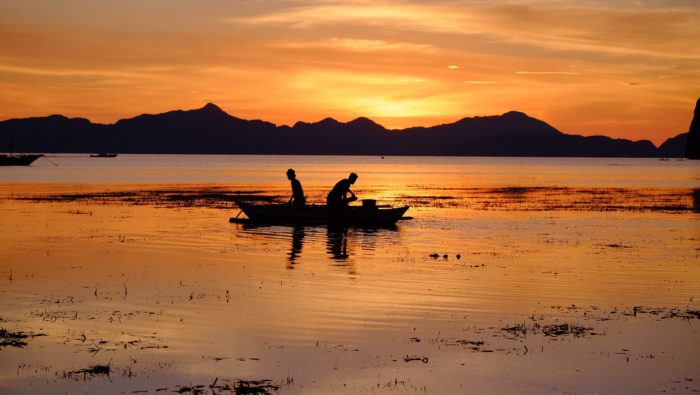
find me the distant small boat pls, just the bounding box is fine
[233,201,410,226]
[0,154,43,166]
[90,153,118,158]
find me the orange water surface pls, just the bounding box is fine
[0,155,698,394]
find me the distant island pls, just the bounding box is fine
[0,103,691,157]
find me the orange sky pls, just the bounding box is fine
[1,0,699,145]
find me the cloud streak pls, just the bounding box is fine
[228,1,700,60]
[515,71,582,75]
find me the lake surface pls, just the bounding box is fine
[0,155,698,394]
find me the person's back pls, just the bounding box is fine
[290,178,305,206]
[286,169,306,207]
[326,173,358,208]
[327,179,350,206]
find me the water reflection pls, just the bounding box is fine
[236,223,399,266]
[326,226,349,261]
[288,225,305,268]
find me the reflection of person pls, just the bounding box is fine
[326,226,348,260]
[287,225,305,267]
[327,173,358,208]
[286,169,306,207]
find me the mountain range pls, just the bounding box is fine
[0,103,689,157]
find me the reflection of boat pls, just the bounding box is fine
[90,153,118,158]
[233,202,409,225]
[234,221,398,267]
[0,154,43,166]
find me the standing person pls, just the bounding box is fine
[286,169,306,207]
[327,172,358,208]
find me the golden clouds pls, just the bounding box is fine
[225,2,471,33]
[275,38,437,54]
[464,81,500,84]
[0,1,698,144]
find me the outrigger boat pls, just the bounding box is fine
[0,154,43,166]
[232,200,410,226]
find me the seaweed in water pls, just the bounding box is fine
[501,323,529,338]
[62,364,111,381]
[170,378,278,394]
[501,322,597,338]
[0,328,46,348]
[402,355,429,363]
[13,189,280,209]
[0,328,28,348]
[631,306,700,320]
[174,385,207,394]
[234,379,279,394]
[542,323,594,337]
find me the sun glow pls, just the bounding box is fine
[0,1,698,144]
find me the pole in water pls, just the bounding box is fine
[229,210,248,223]
[42,156,59,166]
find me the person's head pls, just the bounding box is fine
[286,168,296,180]
[348,172,358,184]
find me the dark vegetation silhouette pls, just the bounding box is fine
[0,102,690,157]
[658,133,688,158]
[685,97,699,159]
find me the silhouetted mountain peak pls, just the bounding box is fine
[293,117,341,129]
[501,111,529,118]
[113,102,238,130]
[348,117,384,130]
[319,117,340,125]
[200,102,225,113]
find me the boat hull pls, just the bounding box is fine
[0,154,42,166]
[235,202,409,225]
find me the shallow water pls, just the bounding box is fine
[0,155,698,394]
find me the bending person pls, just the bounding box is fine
[286,168,306,207]
[327,172,358,208]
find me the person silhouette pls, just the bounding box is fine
[286,169,306,207]
[327,172,358,208]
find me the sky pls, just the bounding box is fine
[0,0,699,145]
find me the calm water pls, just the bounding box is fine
[2,154,698,187]
[0,155,698,394]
